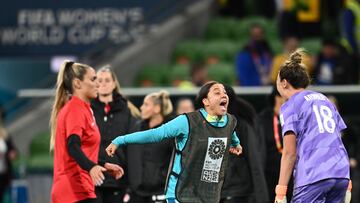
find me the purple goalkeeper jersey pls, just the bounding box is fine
[279,90,349,188]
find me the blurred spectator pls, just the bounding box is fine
[258,86,293,202]
[175,98,195,115]
[127,90,174,203]
[91,66,139,203]
[255,0,277,18]
[221,85,269,203]
[217,0,276,18]
[341,0,360,56]
[276,0,321,39]
[312,39,354,85]
[235,24,273,86]
[270,36,313,84]
[328,95,360,203]
[190,62,209,87]
[0,106,16,203]
[276,0,300,39]
[216,0,246,18]
[321,0,343,39]
[341,0,360,83]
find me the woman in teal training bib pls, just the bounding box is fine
[106,81,242,203]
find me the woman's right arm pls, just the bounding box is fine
[112,115,188,147]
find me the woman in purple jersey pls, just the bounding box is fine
[274,49,352,203]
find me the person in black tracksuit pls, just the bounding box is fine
[220,85,269,203]
[92,67,139,203]
[258,86,293,202]
[127,90,175,203]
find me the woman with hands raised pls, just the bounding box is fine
[106,81,242,203]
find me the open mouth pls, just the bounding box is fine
[220,100,227,110]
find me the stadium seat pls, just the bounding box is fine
[232,16,267,40]
[134,64,170,87]
[203,40,241,64]
[300,38,322,55]
[27,132,53,172]
[172,40,205,64]
[204,18,237,40]
[269,38,284,55]
[207,63,236,85]
[169,64,191,86]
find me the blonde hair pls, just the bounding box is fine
[97,65,141,118]
[98,65,122,94]
[283,48,306,69]
[49,61,91,151]
[0,109,6,139]
[0,123,7,139]
[147,90,173,117]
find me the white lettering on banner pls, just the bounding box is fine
[18,9,56,26]
[0,26,64,45]
[68,26,106,44]
[1,7,147,46]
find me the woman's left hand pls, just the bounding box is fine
[104,163,124,180]
[229,145,242,156]
[106,143,118,157]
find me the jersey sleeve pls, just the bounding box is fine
[231,131,240,147]
[336,111,347,132]
[65,107,86,139]
[112,115,189,146]
[280,103,298,137]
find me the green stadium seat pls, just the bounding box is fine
[300,38,322,55]
[231,16,277,42]
[207,63,236,85]
[204,18,237,40]
[169,64,191,86]
[27,132,53,172]
[232,16,267,40]
[172,40,205,64]
[134,64,170,87]
[269,38,284,55]
[203,40,241,63]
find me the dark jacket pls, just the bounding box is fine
[313,47,355,85]
[259,107,293,202]
[91,93,138,188]
[0,137,16,186]
[221,117,269,203]
[127,116,175,196]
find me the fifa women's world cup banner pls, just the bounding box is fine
[0,0,188,56]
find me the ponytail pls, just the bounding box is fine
[49,61,89,151]
[158,90,173,116]
[147,90,174,117]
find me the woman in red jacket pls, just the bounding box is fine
[50,61,124,203]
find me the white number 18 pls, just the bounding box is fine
[312,105,335,133]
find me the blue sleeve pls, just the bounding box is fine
[231,131,240,147]
[343,9,358,52]
[112,115,189,146]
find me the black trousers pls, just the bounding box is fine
[220,196,253,203]
[0,174,9,203]
[77,199,97,203]
[128,192,166,203]
[95,187,126,203]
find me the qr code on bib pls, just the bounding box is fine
[201,170,219,183]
